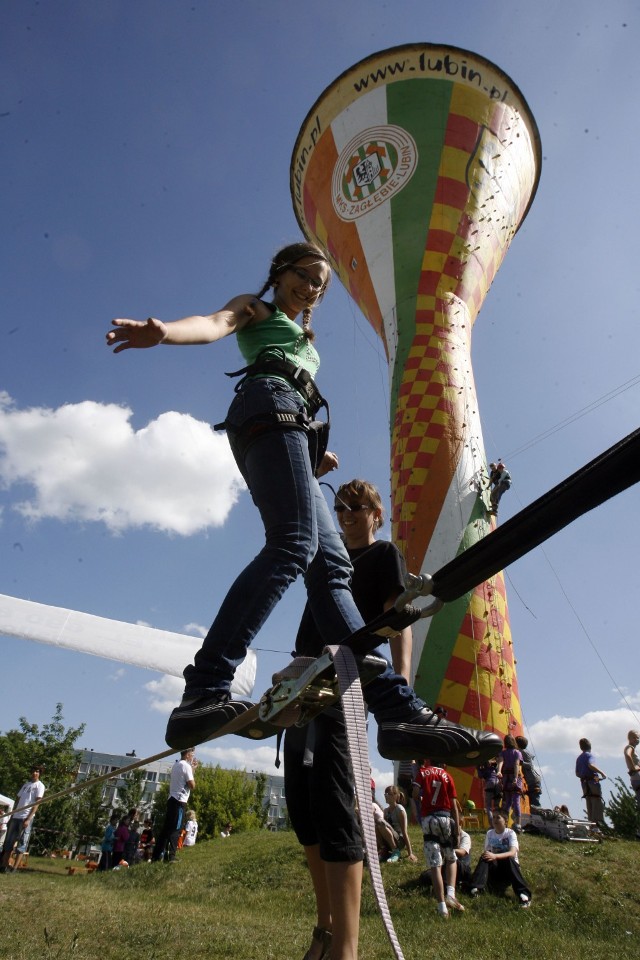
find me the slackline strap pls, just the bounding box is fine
[432,426,640,603]
[7,706,261,818]
[327,644,405,960]
[270,651,405,960]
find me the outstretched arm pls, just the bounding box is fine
[106,295,264,353]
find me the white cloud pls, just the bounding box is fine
[371,764,395,797]
[197,742,280,773]
[618,688,640,710]
[144,674,184,713]
[527,697,640,759]
[183,622,207,638]
[0,394,245,535]
[108,667,126,682]
[196,741,396,799]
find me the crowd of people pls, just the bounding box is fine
[98,808,200,870]
[99,747,201,869]
[1,740,638,960]
[99,812,152,870]
[368,759,534,917]
[0,756,204,874]
[367,730,640,922]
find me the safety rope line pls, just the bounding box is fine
[8,705,262,818]
[328,645,405,960]
[482,575,516,733]
[468,589,484,731]
[518,707,549,811]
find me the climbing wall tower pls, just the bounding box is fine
[290,45,541,804]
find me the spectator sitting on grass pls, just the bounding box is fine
[377,786,417,863]
[469,810,532,908]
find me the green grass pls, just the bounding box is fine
[2,826,640,959]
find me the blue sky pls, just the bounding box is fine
[2,0,639,814]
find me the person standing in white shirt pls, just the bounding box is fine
[152,749,196,863]
[0,766,46,872]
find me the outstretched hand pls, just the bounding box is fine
[106,317,168,353]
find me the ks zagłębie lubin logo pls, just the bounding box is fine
[332,125,418,222]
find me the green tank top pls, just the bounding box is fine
[236,305,320,380]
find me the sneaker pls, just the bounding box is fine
[470,888,480,898]
[165,693,254,750]
[436,905,449,919]
[386,850,401,863]
[445,895,465,912]
[377,708,502,765]
[519,894,530,908]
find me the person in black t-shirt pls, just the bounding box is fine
[286,479,414,960]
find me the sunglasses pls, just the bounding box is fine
[289,265,325,291]
[334,503,371,513]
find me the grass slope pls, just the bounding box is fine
[1,826,639,960]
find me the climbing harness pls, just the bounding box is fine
[214,347,331,475]
[225,347,327,416]
[422,812,456,847]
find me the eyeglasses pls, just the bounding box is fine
[289,265,325,291]
[334,503,371,513]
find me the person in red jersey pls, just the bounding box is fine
[413,760,464,919]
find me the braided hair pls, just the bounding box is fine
[256,241,330,342]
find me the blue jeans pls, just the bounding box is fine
[184,377,422,719]
[491,481,510,508]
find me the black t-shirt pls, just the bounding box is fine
[294,539,407,656]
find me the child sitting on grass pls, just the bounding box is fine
[469,810,532,908]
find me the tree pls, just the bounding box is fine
[605,776,640,838]
[115,768,147,817]
[151,781,169,830]
[72,781,109,855]
[0,704,85,854]
[150,765,271,840]
[182,765,266,840]
[251,772,269,829]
